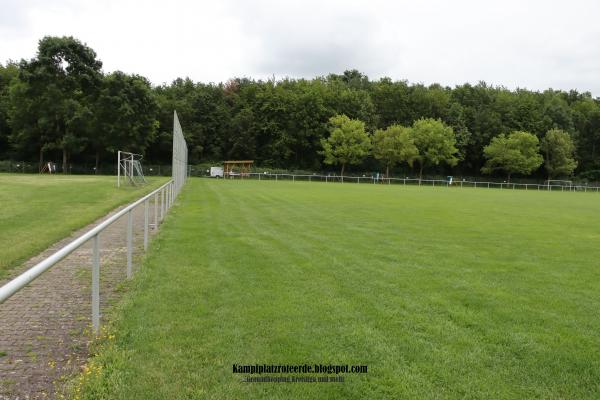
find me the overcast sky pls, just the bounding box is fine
[1,0,599,95]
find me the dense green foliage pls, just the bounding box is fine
[372,124,418,177]
[320,115,371,176]
[1,37,600,179]
[74,179,600,399]
[482,131,544,181]
[0,174,166,276]
[540,129,578,179]
[410,118,459,180]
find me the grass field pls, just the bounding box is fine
[0,174,167,277]
[77,179,600,399]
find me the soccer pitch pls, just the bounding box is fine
[77,178,600,399]
[0,174,166,277]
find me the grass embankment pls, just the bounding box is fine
[0,174,167,277]
[76,179,600,399]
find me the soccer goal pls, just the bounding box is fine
[545,180,572,191]
[117,151,147,187]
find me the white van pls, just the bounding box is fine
[210,167,224,178]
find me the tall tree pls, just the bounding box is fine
[482,131,543,181]
[320,114,371,179]
[540,129,577,179]
[9,36,102,172]
[372,124,418,177]
[91,71,158,171]
[0,62,19,159]
[410,118,458,181]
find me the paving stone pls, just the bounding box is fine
[0,200,163,399]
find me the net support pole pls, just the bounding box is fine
[117,151,121,188]
[154,192,158,228]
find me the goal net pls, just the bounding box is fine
[118,151,147,187]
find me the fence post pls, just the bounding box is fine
[127,210,133,279]
[144,199,149,251]
[92,234,100,334]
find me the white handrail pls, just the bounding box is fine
[0,179,176,332]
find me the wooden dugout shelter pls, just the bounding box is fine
[223,160,253,178]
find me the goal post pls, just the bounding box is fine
[117,151,147,187]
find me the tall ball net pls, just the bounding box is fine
[172,110,188,195]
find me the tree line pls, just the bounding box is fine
[322,115,576,182]
[0,36,599,180]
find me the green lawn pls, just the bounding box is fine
[0,174,167,277]
[77,179,600,399]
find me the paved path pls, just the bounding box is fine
[0,199,162,399]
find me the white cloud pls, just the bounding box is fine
[1,0,599,94]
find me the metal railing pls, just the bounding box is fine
[228,172,600,192]
[0,179,178,333]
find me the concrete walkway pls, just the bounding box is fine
[0,199,161,399]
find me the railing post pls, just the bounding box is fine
[160,187,165,221]
[154,192,158,228]
[127,209,133,279]
[92,234,100,334]
[144,199,149,251]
